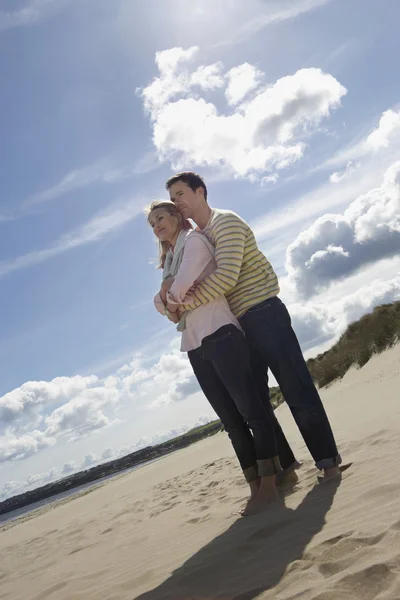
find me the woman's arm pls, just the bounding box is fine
[154,292,166,315]
[167,235,213,304]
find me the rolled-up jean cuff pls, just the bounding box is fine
[316,454,342,470]
[257,456,281,477]
[243,465,259,483]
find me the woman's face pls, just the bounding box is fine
[149,208,180,243]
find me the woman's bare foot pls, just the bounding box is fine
[241,475,278,516]
[238,478,260,515]
[249,477,260,498]
[276,468,299,488]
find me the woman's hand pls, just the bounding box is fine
[165,302,180,323]
[160,277,174,304]
[167,311,180,324]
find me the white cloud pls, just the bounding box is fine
[190,62,225,90]
[140,47,224,114]
[44,386,120,440]
[116,437,150,457]
[81,453,98,469]
[286,161,400,297]
[0,481,22,501]
[0,375,98,431]
[131,415,213,448]
[26,467,58,488]
[0,375,121,464]
[0,0,63,32]
[252,167,380,244]
[0,431,55,464]
[250,104,400,262]
[366,108,400,151]
[0,339,201,466]
[26,160,132,207]
[155,46,199,78]
[261,174,279,186]
[330,160,360,183]
[0,197,142,279]
[288,269,400,355]
[225,63,263,106]
[62,461,78,475]
[151,425,190,445]
[214,0,335,47]
[320,107,400,175]
[95,414,213,465]
[101,448,113,460]
[252,103,400,244]
[140,48,346,179]
[0,467,58,501]
[118,341,198,408]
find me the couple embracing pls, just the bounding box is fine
[147,172,341,516]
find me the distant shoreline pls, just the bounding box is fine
[0,456,164,529]
[0,421,221,519]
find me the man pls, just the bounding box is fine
[164,171,342,480]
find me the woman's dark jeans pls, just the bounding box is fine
[239,296,341,470]
[188,325,280,480]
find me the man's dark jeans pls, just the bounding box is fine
[239,296,341,470]
[249,347,298,471]
[188,324,280,479]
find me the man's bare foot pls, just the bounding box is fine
[321,466,342,482]
[241,476,278,516]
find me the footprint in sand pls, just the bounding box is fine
[309,591,351,600]
[335,563,396,600]
[33,581,68,599]
[361,481,400,500]
[206,480,220,489]
[68,543,95,555]
[390,518,400,531]
[101,527,113,535]
[306,530,386,565]
[150,500,181,518]
[186,514,211,525]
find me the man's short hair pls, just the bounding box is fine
[165,172,208,202]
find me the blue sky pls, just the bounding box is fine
[1,0,400,499]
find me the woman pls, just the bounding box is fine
[148,200,296,515]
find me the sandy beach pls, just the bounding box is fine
[1,344,400,600]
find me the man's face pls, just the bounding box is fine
[168,181,201,220]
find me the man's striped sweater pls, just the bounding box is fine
[179,208,280,319]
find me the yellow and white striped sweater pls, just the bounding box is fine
[180,208,280,319]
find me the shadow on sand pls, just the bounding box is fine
[134,479,340,599]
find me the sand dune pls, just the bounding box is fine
[1,345,400,600]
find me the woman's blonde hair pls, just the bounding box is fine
[146,200,192,269]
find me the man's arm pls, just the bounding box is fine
[167,235,214,305]
[169,213,246,310]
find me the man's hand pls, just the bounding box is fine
[160,277,174,304]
